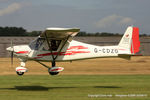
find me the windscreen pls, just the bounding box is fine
[29,37,61,51]
[29,37,45,50]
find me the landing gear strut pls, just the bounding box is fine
[36,61,64,76]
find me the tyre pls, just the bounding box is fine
[16,72,24,76]
[49,72,59,75]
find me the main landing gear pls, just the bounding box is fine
[34,60,64,76]
[48,61,64,76]
[48,61,59,75]
[48,69,59,75]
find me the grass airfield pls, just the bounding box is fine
[0,75,150,100]
[0,56,150,100]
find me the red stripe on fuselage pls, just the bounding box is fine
[37,51,90,56]
[67,46,88,50]
[37,46,90,57]
[16,51,29,54]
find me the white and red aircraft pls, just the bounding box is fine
[6,26,140,76]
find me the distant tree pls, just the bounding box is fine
[0,26,149,37]
[140,34,148,37]
[0,26,26,36]
[77,32,87,36]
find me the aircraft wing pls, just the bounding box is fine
[40,28,80,39]
[40,28,80,60]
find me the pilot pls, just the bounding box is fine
[51,40,57,51]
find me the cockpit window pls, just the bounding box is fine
[43,40,61,51]
[29,37,45,50]
[29,37,61,51]
[51,40,61,51]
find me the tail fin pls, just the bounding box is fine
[118,26,140,55]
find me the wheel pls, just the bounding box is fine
[49,72,59,75]
[16,72,24,76]
[48,68,59,75]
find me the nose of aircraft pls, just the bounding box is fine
[6,46,14,51]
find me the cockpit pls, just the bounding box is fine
[29,37,61,51]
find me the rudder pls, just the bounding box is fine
[131,27,140,54]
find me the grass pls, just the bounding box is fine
[0,75,149,100]
[0,57,150,99]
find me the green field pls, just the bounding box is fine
[0,75,149,100]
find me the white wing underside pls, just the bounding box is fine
[40,27,80,39]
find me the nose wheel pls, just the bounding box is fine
[16,66,27,76]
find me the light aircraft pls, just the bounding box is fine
[6,26,140,76]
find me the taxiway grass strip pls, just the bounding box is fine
[0,75,149,100]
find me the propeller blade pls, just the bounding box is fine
[11,51,14,67]
[10,40,14,67]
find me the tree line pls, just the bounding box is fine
[0,27,41,36]
[0,26,149,37]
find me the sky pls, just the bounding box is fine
[0,0,150,34]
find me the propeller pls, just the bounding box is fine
[10,40,14,67]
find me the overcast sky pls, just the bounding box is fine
[0,0,150,34]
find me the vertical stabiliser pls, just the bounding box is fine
[118,26,133,51]
[118,26,140,59]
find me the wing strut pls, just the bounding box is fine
[44,32,70,67]
[36,61,50,68]
[44,32,55,61]
[54,35,70,60]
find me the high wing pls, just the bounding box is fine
[39,28,80,64]
[40,27,80,39]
